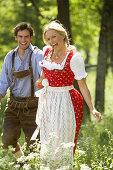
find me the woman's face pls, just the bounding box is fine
[45,29,65,51]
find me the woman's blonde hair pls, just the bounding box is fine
[43,21,76,52]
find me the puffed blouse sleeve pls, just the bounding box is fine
[70,52,88,80]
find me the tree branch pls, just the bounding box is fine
[29,0,55,20]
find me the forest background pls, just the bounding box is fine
[0,0,113,169]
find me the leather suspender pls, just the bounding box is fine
[11,50,34,97]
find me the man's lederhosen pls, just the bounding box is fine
[2,50,39,149]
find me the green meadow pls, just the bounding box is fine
[0,65,113,169]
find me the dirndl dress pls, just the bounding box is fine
[34,46,87,164]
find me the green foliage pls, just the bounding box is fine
[74,129,113,169]
[70,0,103,62]
[0,0,103,63]
[0,0,57,61]
[0,66,112,169]
[0,129,113,169]
[0,70,112,169]
[0,96,7,132]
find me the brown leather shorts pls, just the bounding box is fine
[2,96,39,149]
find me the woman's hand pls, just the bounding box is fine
[35,79,44,88]
[35,71,45,88]
[91,109,102,122]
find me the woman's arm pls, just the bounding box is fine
[35,71,45,89]
[77,78,102,122]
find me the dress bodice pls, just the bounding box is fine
[43,50,75,87]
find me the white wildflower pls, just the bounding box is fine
[17,155,26,163]
[76,149,86,155]
[21,142,27,151]
[8,146,15,152]
[25,152,35,161]
[40,166,50,170]
[14,164,21,169]
[9,162,15,166]
[23,164,31,170]
[80,164,91,170]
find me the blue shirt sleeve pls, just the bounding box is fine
[0,50,14,97]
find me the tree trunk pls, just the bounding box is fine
[107,1,113,72]
[56,0,72,44]
[85,50,90,64]
[95,0,110,111]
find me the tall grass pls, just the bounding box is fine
[0,67,113,169]
[0,129,113,169]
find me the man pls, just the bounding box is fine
[0,22,43,159]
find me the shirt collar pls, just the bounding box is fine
[29,43,36,51]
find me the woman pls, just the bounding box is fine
[32,21,102,165]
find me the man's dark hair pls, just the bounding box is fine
[14,22,35,37]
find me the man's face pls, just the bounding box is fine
[15,29,32,50]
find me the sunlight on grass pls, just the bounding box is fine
[105,68,113,115]
[0,67,113,169]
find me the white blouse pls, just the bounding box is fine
[70,52,88,80]
[42,46,88,80]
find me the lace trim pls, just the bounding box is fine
[40,52,70,70]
